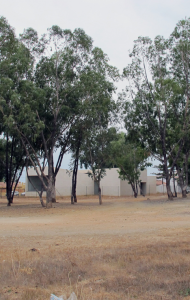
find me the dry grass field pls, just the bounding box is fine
[1,194,190,300]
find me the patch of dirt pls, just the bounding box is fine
[0,194,190,299]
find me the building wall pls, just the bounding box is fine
[25,167,157,197]
[26,168,94,196]
[76,170,94,195]
[120,180,134,196]
[147,176,157,194]
[139,169,147,182]
[100,168,121,196]
[55,169,94,196]
[120,169,147,196]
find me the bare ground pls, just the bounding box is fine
[1,194,190,299]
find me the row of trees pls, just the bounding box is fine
[1,16,190,206]
[0,17,120,207]
[122,19,190,200]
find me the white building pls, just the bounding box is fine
[25,168,157,197]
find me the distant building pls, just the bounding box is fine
[25,168,157,197]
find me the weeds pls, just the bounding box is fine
[1,241,190,299]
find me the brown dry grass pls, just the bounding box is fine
[1,241,190,299]
[1,195,190,299]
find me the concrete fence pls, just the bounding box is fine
[156,184,182,194]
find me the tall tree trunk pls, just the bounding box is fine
[71,165,77,204]
[74,166,78,203]
[51,177,56,203]
[46,188,53,208]
[6,133,12,206]
[176,164,187,198]
[51,156,56,203]
[98,181,102,205]
[46,182,53,208]
[71,157,79,204]
[164,159,173,200]
[46,154,54,208]
[71,137,81,204]
[184,150,189,197]
[131,183,138,198]
[39,189,45,207]
[71,170,75,204]
[136,181,138,197]
[166,176,173,200]
[173,170,177,197]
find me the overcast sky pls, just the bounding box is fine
[1,0,190,181]
[2,0,190,70]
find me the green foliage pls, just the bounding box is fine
[122,22,190,199]
[80,127,117,183]
[0,17,38,204]
[0,17,119,206]
[111,133,151,194]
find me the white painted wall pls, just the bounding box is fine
[147,176,157,194]
[26,167,94,196]
[100,168,120,196]
[25,167,157,197]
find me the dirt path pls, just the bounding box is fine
[1,195,190,300]
[1,195,190,251]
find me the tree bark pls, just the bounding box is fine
[176,164,187,199]
[71,158,79,204]
[5,136,14,206]
[131,183,138,198]
[51,179,56,203]
[51,156,56,203]
[98,181,102,205]
[6,133,11,206]
[46,153,54,208]
[163,158,173,200]
[71,136,81,204]
[182,188,187,198]
[71,168,76,204]
[173,170,177,197]
[46,184,53,208]
[166,176,173,200]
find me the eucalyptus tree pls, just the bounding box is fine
[15,24,119,208]
[171,140,190,198]
[80,127,117,205]
[123,34,187,200]
[110,133,150,197]
[0,17,34,205]
[69,123,83,204]
[13,26,94,208]
[69,50,119,204]
[168,18,190,197]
